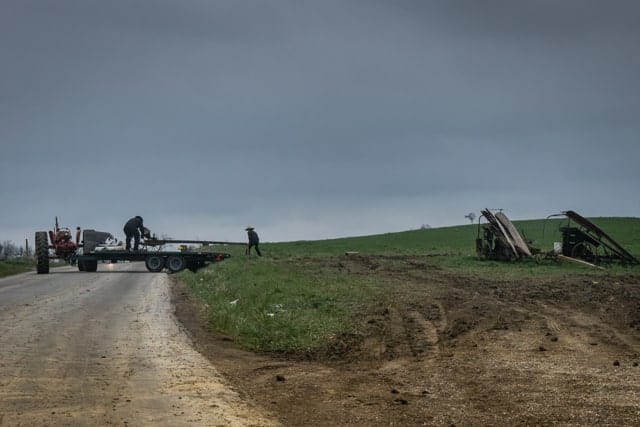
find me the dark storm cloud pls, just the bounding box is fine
[1,1,639,244]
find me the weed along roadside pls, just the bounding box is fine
[0,258,36,278]
[178,246,385,352]
[172,218,640,426]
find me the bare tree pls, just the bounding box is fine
[1,240,18,259]
[464,212,476,224]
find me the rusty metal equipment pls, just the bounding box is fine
[476,209,535,260]
[35,217,114,274]
[46,217,81,260]
[545,210,638,265]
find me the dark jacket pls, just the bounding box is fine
[124,217,144,236]
[247,230,259,245]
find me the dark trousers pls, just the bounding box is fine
[124,229,140,251]
[246,243,261,256]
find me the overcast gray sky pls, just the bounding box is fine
[2,0,639,245]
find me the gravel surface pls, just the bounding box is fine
[0,263,276,426]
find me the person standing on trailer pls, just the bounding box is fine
[123,216,146,251]
[245,226,261,256]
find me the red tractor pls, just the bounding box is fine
[35,217,82,274]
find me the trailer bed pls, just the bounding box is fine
[69,250,230,273]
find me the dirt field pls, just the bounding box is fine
[172,255,640,426]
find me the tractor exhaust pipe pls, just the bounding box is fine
[75,227,81,245]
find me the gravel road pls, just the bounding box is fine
[0,263,276,427]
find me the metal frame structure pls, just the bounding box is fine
[544,210,638,265]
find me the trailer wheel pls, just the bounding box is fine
[166,255,186,273]
[84,260,98,272]
[35,231,49,274]
[145,255,165,272]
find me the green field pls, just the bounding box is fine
[0,258,35,278]
[180,216,640,352]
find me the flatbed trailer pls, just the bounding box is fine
[35,225,239,274]
[68,250,230,273]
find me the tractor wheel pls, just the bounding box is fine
[78,260,86,271]
[145,255,165,272]
[35,231,49,274]
[166,255,186,273]
[84,260,98,272]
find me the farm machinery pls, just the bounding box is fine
[35,217,103,274]
[35,217,239,274]
[544,210,638,265]
[475,209,638,267]
[476,209,536,261]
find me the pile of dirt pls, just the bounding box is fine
[172,255,640,426]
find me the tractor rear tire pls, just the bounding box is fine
[145,255,165,272]
[35,231,49,274]
[166,255,186,273]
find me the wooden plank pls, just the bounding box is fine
[495,212,532,257]
[482,209,517,257]
[557,254,605,270]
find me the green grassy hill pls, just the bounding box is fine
[182,216,640,353]
[266,216,640,257]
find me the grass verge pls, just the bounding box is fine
[180,250,385,352]
[0,258,35,278]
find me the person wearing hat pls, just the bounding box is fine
[245,226,261,256]
[123,216,146,251]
